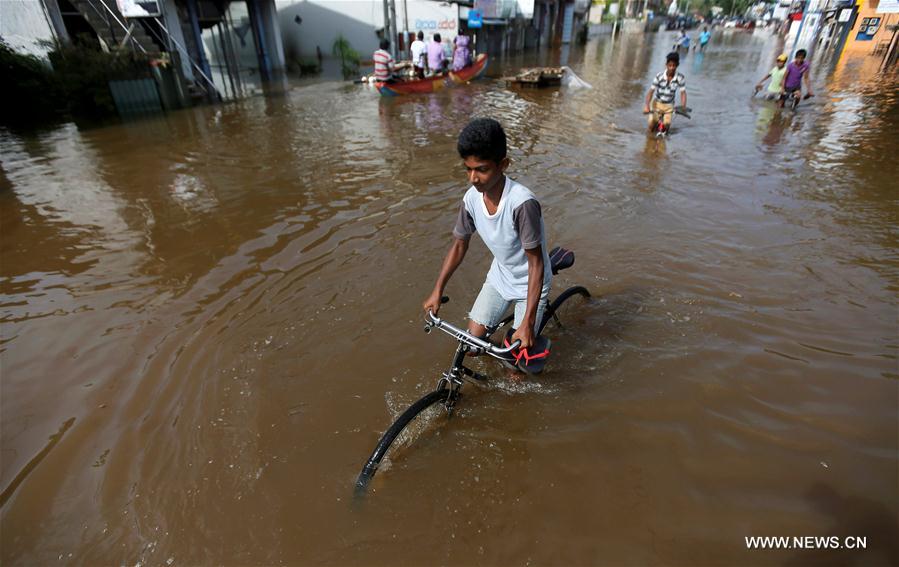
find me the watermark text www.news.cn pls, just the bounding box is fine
[745,536,867,550]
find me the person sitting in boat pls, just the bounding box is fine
[452,34,472,72]
[373,39,410,82]
[427,33,447,75]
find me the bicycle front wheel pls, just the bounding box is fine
[355,388,450,496]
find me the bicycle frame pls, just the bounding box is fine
[422,283,590,413]
[423,309,520,414]
[354,283,590,495]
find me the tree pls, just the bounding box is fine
[332,35,360,80]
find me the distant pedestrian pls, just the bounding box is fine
[427,33,447,75]
[698,27,711,50]
[674,30,690,52]
[452,34,472,71]
[410,31,426,79]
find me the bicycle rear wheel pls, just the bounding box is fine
[355,388,450,496]
[539,285,591,334]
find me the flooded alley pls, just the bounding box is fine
[1,30,898,565]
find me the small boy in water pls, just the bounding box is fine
[755,53,789,100]
[422,118,551,356]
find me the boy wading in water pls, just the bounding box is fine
[422,118,552,370]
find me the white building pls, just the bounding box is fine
[0,0,59,59]
[276,0,459,60]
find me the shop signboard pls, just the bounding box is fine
[856,16,881,39]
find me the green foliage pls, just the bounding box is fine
[332,35,360,80]
[1,37,155,125]
[48,37,153,118]
[0,40,62,126]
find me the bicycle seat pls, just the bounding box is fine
[549,246,575,275]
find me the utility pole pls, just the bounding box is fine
[388,0,399,58]
[403,0,409,41]
[382,0,393,54]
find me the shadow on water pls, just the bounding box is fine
[784,483,899,566]
[546,286,654,383]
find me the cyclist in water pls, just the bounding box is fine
[422,118,551,354]
[755,53,788,101]
[782,48,814,107]
[643,51,687,134]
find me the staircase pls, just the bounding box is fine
[69,0,161,55]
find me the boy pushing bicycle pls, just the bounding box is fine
[422,118,551,361]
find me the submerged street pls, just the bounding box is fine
[1,30,897,565]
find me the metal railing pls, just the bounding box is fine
[79,0,147,53]
[82,0,221,99]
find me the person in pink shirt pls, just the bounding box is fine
[427,33,447,75]
[452,34,472,71]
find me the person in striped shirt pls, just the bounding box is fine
[643,52,687,133]
[373,39,397,82]
[372,39,411,82]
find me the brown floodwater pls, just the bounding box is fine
[2,30,897,565]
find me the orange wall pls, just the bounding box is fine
[843,0,898,53]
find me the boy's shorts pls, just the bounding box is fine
[469,281,549,333]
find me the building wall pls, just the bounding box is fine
[0,0,58,59]
[276,0,458,60]
[842,0,898,53]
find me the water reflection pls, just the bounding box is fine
[755,101,791,147]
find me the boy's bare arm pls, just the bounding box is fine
[643,88,654,113]
[804,70,814,96]
[511,246,545,350]
[423,238,469,316]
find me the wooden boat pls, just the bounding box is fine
[376,53,488,96]
[502,67,565,87]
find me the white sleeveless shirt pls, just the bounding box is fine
[453,177,552,300]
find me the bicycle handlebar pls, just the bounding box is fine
[425,310,521,357]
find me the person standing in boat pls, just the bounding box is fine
[452,34,472,71]
[410,31,426,80]
[427,33,447,75]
